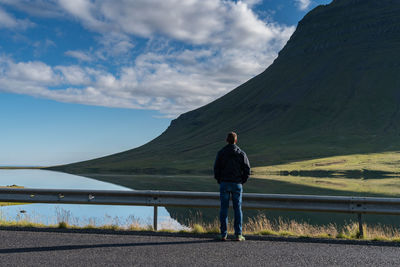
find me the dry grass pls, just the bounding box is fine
[245,215,341,238]
[243,214,400,241]
[1,211,400,241]
[181,214,400,241]
[364,224,400,241]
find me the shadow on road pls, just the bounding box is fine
[0,239,219,254]
[1,226,400,249]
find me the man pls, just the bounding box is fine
[214,132,251,241]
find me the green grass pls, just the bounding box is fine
[252,175,400,197]
[253,152,400,175]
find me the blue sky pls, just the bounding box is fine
[0,0,332,166]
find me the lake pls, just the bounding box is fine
[0,169,185,230]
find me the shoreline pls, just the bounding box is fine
[0,167,45,170]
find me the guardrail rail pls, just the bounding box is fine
[1,188,400,236]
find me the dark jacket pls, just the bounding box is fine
[214,144,251,184]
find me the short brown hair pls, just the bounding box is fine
[226,132,237,144]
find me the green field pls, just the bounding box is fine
[253,152,400,176]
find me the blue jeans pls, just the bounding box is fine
[219,182,243,236]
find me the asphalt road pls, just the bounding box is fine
[1,229,400,266]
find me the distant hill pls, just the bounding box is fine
[50,0,400,174]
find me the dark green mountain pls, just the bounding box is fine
[51,0,400,174]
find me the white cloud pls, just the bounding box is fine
[0,7,34,29]
[241,0,262,6]
[33,39,56,57]
[65,50,93,62]
[295,0,312,11]
[95,32,135,59]
[0,0,63,17]
[0,7,16,27]
[0,0,296,118]
[62,0,225,45]
[55,0,291,47]
[55,65,91,85]
[6,60,59,85]
[0,27,293,118]
[58,0,104,30]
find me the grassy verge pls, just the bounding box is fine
[1,215,400,242]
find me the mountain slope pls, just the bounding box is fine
[51,0,400,174]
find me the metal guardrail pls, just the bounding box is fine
[1,188,400,236]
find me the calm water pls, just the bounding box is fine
[0,169,184,229]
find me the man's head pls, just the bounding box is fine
[226,132,237,144]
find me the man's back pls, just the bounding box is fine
[214,144,250,184]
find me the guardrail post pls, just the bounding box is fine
[357,213,364,238]
[153,205,158,231]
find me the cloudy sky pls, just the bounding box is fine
[0,0,331,166]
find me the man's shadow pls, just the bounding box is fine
[0,239,219,254]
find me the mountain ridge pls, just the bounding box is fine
[50,0,400,174]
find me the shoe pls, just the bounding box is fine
[221,234,227,241]
[235,235,245,241]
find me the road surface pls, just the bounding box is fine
[0,228,399,266]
